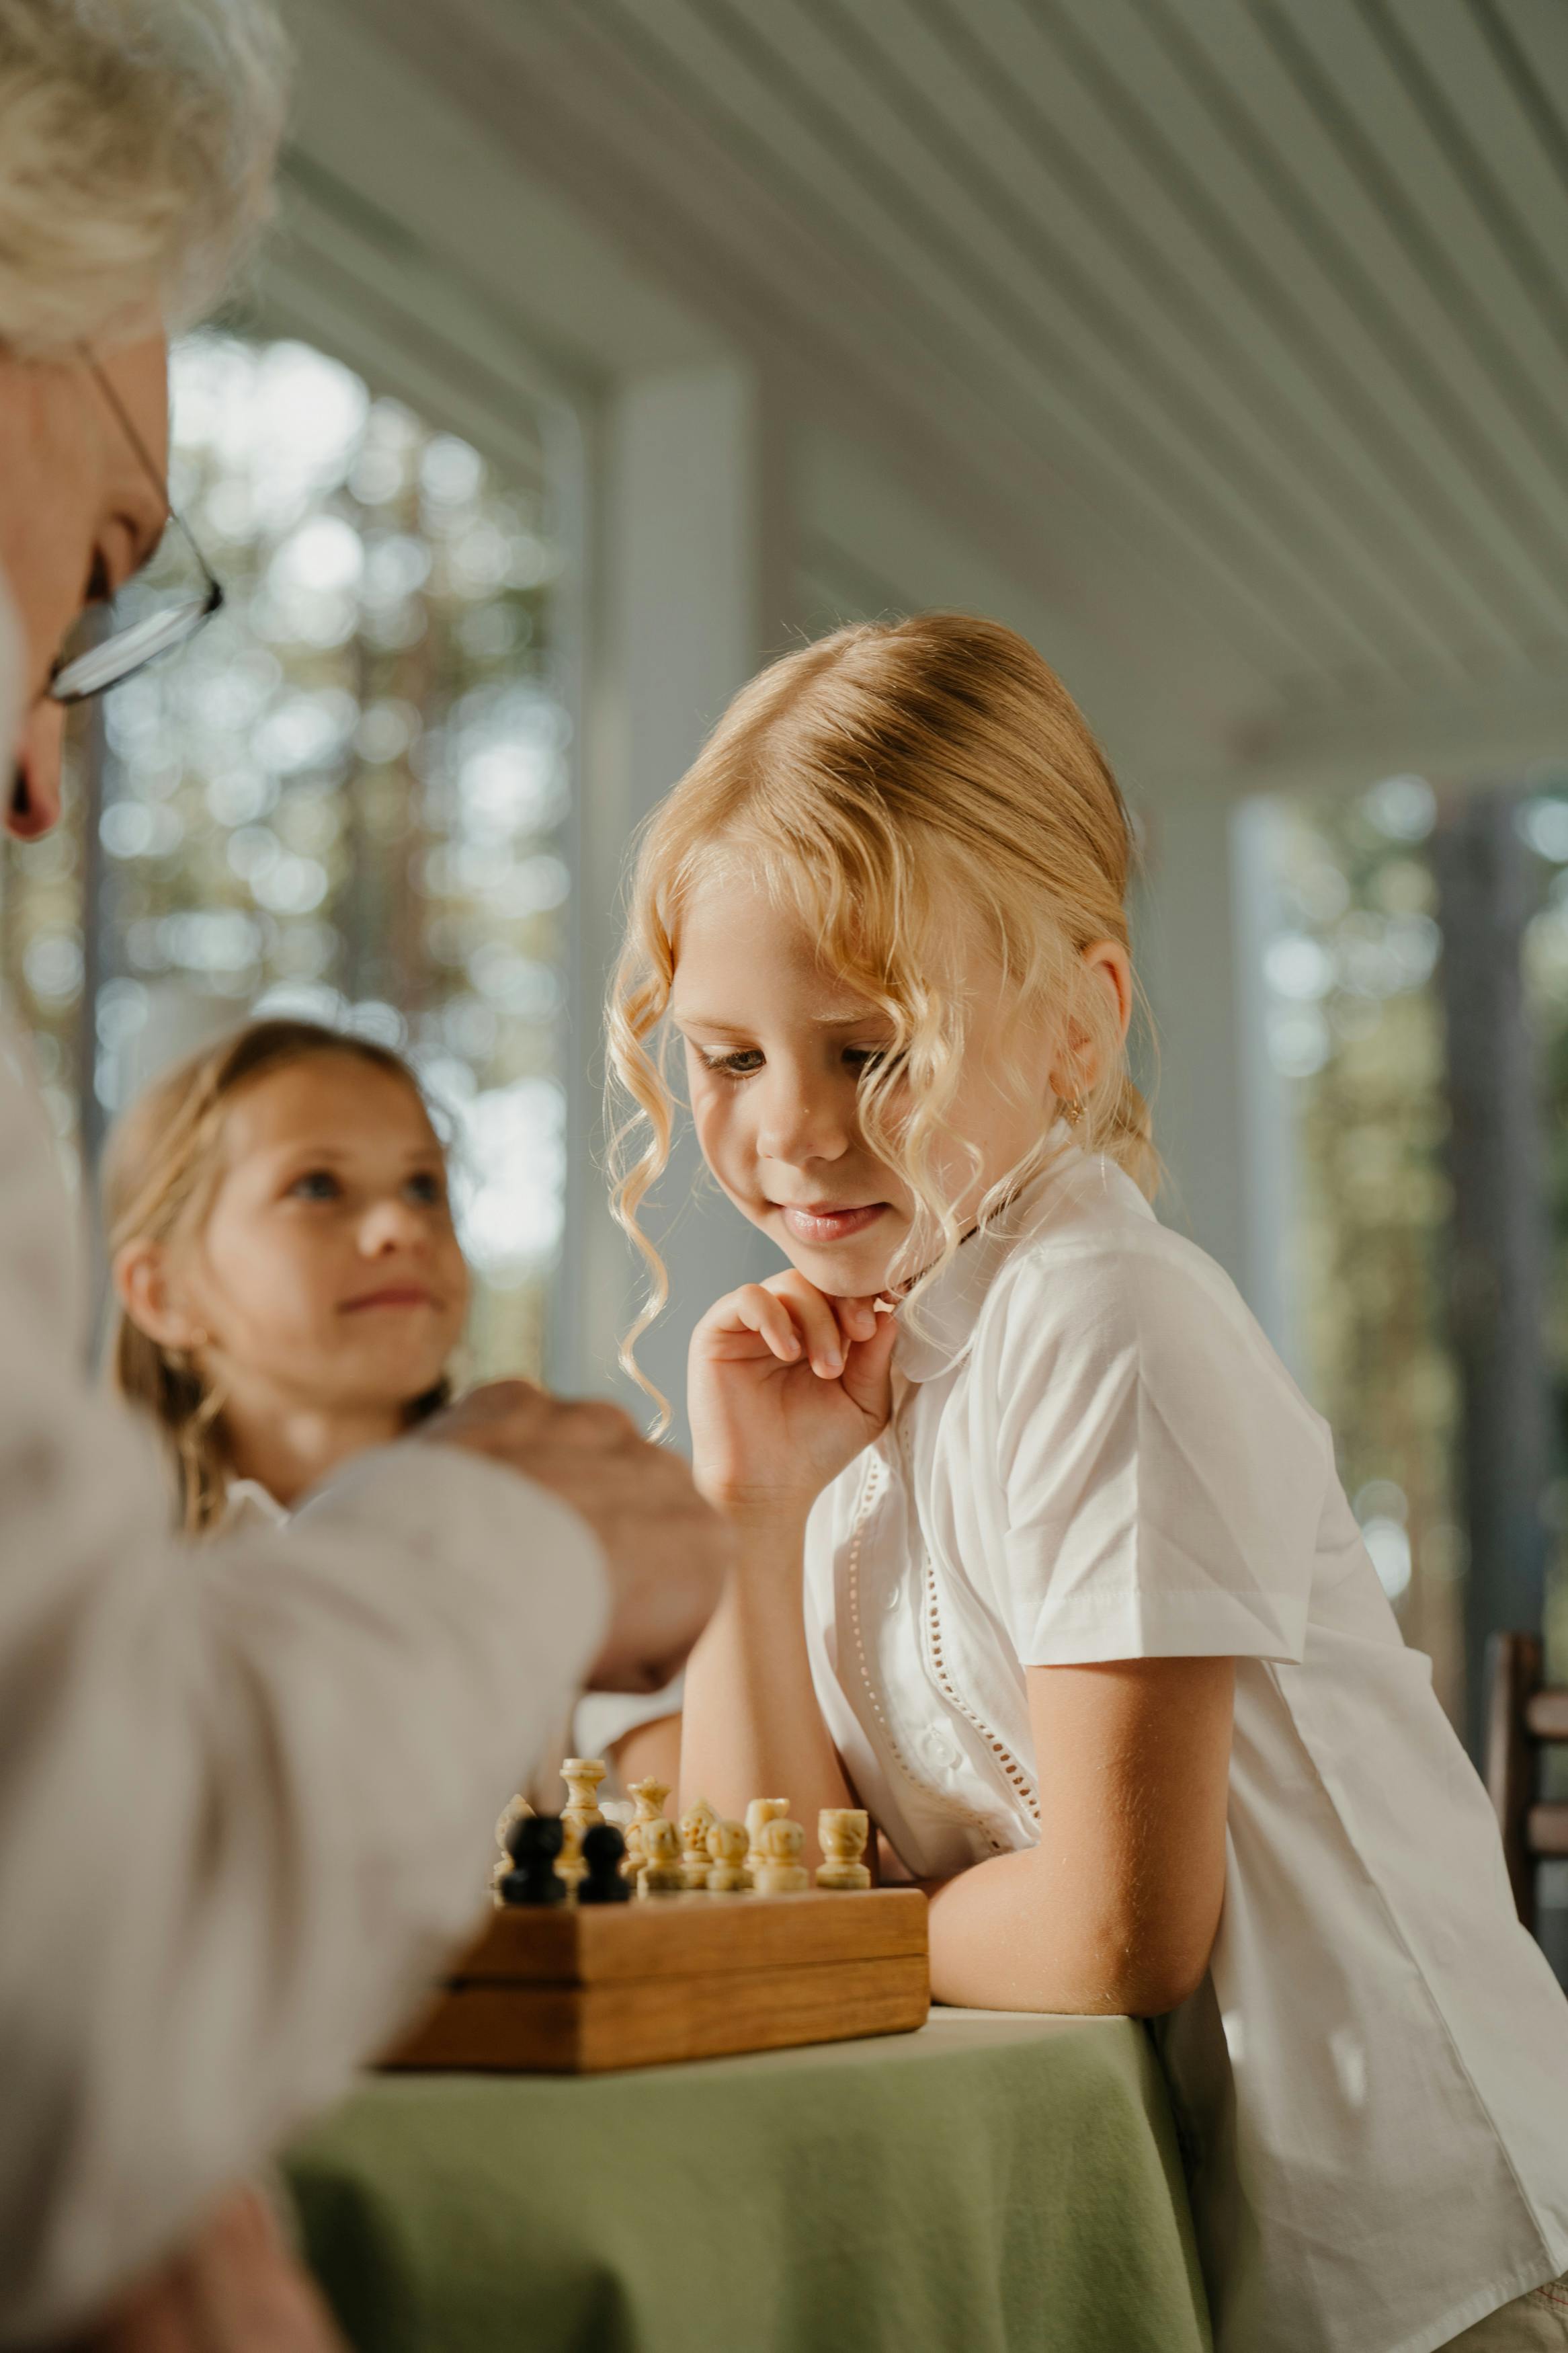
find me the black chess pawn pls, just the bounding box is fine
[577,1821,631,1904]
[498,1812,566,1907]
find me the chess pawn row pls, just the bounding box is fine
[753,1817,810,1895]
[816,1807,872,1890]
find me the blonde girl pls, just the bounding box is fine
[105,1018,468,1531]
[608,614,1568,2353]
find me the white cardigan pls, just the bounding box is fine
[0,571,608,2343]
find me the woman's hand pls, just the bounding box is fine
[689,1269,897,1522]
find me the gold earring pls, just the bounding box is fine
[1062,1094,1085,1129]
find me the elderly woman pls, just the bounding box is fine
[0,5,725,2343]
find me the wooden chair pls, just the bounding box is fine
[1485,1633,1568,1935]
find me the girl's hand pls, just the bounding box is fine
[688,1269,898,1523]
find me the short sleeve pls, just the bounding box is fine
[983,1236,1328,1667]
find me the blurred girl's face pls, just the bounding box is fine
[171,1055,468,1418]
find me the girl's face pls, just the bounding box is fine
[670,874,1062,1298]
[153,1054,469,1419]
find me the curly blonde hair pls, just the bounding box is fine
[103,1019,452,1532]
[607,612,1155,1414]
[0,0,289,354]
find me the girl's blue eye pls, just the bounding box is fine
[844,1046,888,1072]
[701,1048,765,1079]
[288,1170,340,1201]
[405,1170,445,1207]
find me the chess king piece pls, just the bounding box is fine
[816,1808,872,1890]
[705,1819,752,1894]
[622,1776,672,1880]
[637,1817,684,1897]
[558,1757,607,1892]
[744,1797,788,1880]
[753,1817,810,1895]
[678,1798,719,1890]
[577,1821,632,1905]
[498,1813,567,1907]
[491,1791,534,1892]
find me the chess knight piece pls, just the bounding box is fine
[636,1817,685,1897]
[753,1817,811,1895]
[558,1757,607,1891]
[622,1776,672,1880]
[744,1797,788,1880]
[678,1798,719,1890]
[816,1808,872,1890]
[704,1819,753,1894]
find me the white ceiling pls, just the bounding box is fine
[303,0,1568,792]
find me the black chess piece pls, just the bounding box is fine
[498,1812,566,1907]
[577,1821,631,1904]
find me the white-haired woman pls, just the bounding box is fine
[0,7,726,2344]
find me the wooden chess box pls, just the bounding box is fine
[381,1887,930,2075]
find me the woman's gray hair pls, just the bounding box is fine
[0,0,290,355]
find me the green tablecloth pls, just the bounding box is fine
[285,2008,1211,2353]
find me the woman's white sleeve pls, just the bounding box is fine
[989,1240,1328,1667]
[0,1045,606,2344]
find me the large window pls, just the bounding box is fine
[0,332,574,1378]
[1247,769,1568,1733]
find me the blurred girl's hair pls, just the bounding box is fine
[607,611,1155,1419]
[103,1017,447,1531]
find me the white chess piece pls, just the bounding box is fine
[753,1817,810,1895]
[622,1776,671,1879]
[559,1757,606,1892]
[491,1792,534,1893]
[679,1798,719,1890]
[637,1817,684,1897]
[705,1819,753,1894]
[816,1807,872,1890]
[744,1797,788,1880]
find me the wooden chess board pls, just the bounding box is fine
[380,1888,930,2075]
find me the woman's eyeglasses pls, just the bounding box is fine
[46,362,225,707]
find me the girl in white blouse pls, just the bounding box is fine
[608,612,1568,2353]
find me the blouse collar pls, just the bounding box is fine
[891,1127,1147,1385]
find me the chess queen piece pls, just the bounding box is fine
[744,1797,788,1881]
[816,1808,872,1890]
[491,1791,534,1894]
[704,1819,753,1894]
[622,1776,672,1880]
[498,1814,567,1907]
[558,1757,607,1891]
[678,1798,719,1890]
[636,1817,685,1897]
[753,1817,810,1895]
[577,1821,632,1905]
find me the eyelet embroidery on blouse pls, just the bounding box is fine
[921,1545,1040,1825]
[845,1445,1014,1854]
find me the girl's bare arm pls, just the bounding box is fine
[925,1657,1235,2016]
[677,1510,855,1849]
[679,1271,897,1855]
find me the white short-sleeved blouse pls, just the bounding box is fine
[803,1139,1568,2353]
